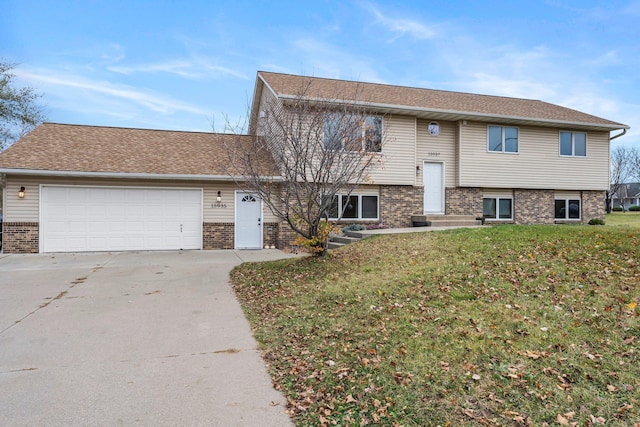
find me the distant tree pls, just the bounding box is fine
[630,147,640,183]
[220,78,385,256]
[1,60,47,150]
[608,145,633,212]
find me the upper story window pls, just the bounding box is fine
[560,131,587,157]
[324,114,382,152]
[487,125,519,153]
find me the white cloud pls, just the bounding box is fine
[363,2,436,41]
[15,68,210,117]
[108,60,201,78]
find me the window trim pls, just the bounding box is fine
[323,113,383,153]
[482,197,513,220]
[559,131,587,157]
[554,198,581,221]
[487,125,519,154]
[328,194,379,221]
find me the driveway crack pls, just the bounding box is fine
[0,263,107,336]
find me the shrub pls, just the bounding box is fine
[588,218,605,225]
[629,205,640,211]
[612,207,624,211]
[341,224,367,233]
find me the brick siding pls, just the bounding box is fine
[514,189,555,224]
[202,223,234,249]
[379,185,422,227]
[2,222,39,253]
[581,190,606,223]
[445,187,482,216]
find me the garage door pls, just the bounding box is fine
[41,186,202,252]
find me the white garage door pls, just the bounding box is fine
[41,186,202,253]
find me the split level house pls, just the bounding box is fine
[0,71,630,254]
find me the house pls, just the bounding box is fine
[0,71,629,254]
[610,183,640,210]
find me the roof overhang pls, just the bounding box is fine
[0,168,284,182]
[278,95,630,132]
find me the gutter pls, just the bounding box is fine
[609,129,627,141]
[0,168,284,182]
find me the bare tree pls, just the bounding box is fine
[221,78,385,255]
[1,60,47,150]
[630,147,640,183]
[608,145,633,212]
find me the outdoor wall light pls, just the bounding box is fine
[217,191,222,202]
[18,186,25,198]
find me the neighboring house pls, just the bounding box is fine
[610,183,640,210]
[0,71,629,254]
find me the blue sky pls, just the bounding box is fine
[1,0,638,148]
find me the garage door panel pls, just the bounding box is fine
[42,187,202,252]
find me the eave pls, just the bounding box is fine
[0,168,284,182]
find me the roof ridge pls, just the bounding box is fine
[257,70,545,103]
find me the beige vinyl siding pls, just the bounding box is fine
[4,176,279,223]
[555,191,581,199]
[416,119,457,187]
[483,189,513,198]
[459,122,610,190]
[368,114,416,185]
[4,180,39,221]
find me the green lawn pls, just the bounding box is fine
[232,225,640,426]
[607,211,640,228]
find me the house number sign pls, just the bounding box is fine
[211,202,228,209]
[427,152,441,157]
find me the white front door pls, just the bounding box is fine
[235,192,263,249]
[423,162,444,214]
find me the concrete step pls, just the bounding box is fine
[344,231,369,239]
[411,214,482,227]
[426,220,481,227]
[328,241,346,250]
[331,235,362,245]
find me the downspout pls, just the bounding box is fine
[609,129,627,141]
[607,129,627,213]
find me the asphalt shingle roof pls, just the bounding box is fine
[0,123,280,177]
[258,71,627,129]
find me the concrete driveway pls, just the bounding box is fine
[0,250,296,427]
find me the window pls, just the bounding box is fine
[488,126,518,153]
[555,199,581,220]
[560,131,587,157]
[483,197,513,220]
[328,194,379,220]
[324,113,382,152]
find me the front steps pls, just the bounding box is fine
[328,215,484,250]
[327,232,367,250]
[411,214,483,227]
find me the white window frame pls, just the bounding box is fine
[482,197,513,220]
[559,131,587,157]
[487,125,519,154]
[323,113,383,153]
[554,198,581,220]
[328,194,379,221]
